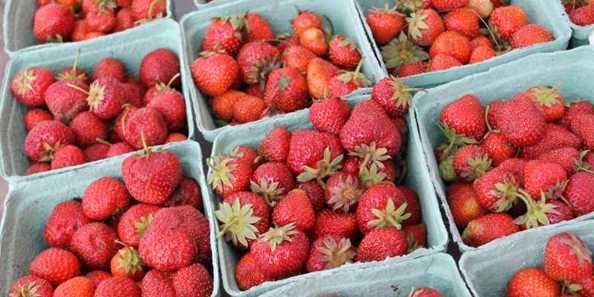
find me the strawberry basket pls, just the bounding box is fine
[260,252,472,297]
[180,0,386,141]
[0,141,220,297]
[194,0,238,9]
[355,0,572,88]
[413,46,594,252]
[209,92,448,296]
[460,219,594,297]
[0,19,195,182]
[2,0,175,56]
[557,0,594,47]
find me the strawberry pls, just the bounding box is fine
[212,90,244,121]
[547,200,574,224]
[33,4,75,43]
[44,80,88,123]
[82,0,116,14]
[570,114,594,150]
[381,33,430,75]
[147,89,186,131]
[139,224,195,272]
[507,268,561,297]
[250,162,295,205]
[453,145,492,181]
[272,189,316,232]
[69,112,108,147]
[130,0,166,21]
[538,147,581,175]
[470,35,493,49]
[496,95,546,147]
[139,49,180,88]
[218,191,270,248]
[462,213,519,246]
[310,97,350,134]
[371,76,415,117]
[489,5,528,39]
[25,120,76,162]
[24,108,54,131]
[165,133,186,143]
[366,6,405,46]
[30,248,80,285]
[407,9,445,46]
[511,24,554,49]
[306,235,355,272]
[172,263,213,297]
[496,158,527,185]
[431,0,468,11]
[115,8,135,31]
[409,288,444,297]
[85,271,111,287]
[84,143,109,161]
[106,142,134,157]
[141,270,176,297]
[562,100,594,128]
[314,209,358,241]
[72,20,92,42]
[325,172,362,212]
[430,31,472,64]
[70,222,118,269]
[123,107,168,149]
[485,99,505,130]
[116,203,159,246]
[237,41,281,85]
[521,124,581,159]
[569,3,594,26]
[191,52,239,97]
[307,57,340,99]
[282,45,316,74]
[86,10,117,33]
[244,13,274,42]
[94,277,141,297]
[51,144,86,169]
[356,227,407,262]
[208,148,254,198]
[234,252,269,290]
[11,67,56,107]
[299,28,328,56]
[544,232,593,283]
[440,94,486,142]
[44,200,90,248]
[469,46,496,64]
[93,58,127,82]
[286,129,344,181]
[82,177,130,220]
[328,35,361,70]
[250,224,310,279]
[397,61,427,77]
[27,162,51,175]
[404,224,427,252]
[397,186,423,226]
[356,183,411,234]
[53,276,94,297]
[524,160,567,199]
[166,177,202,209]
[264,67,308,113]
[82,77,125,120]
[292,10,322,36]
[9,275,54,297]
[467,0,494,18]
[428,53,462,71]
[565,172,594,216]
[473,168,519,212]
[481,132,515,166]
[259,126,291,162]
[444,9,480,38]
[122,149,181,205]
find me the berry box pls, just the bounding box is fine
[0,141,220,297]
[209,92,448,296]
[180,0,386,141]
[194,0,237,9]
[413,46,594,252]
[260,252,472,297]
[355,0,572,88]
[561,0,594,47]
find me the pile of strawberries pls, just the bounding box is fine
[191,10,371,126]
[365,0,554,77]
[507,232,594,297]
[434,86,594,247]
[10,48,187,175]
[207,77,426,290]
[33,0,167,43]
[7,148,213,297]
[563,0,594,26]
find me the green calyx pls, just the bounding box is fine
[381,33,429,70]
[260,223,298,252]
[489,178,519,213]
[335,61,371,87]
[250,178,284,206]
[460,155,492,181]
[437,123,478,161]
[529,86,561,107]
[318,236,355,269]
[116,247,144,274]
[514,191,554,229]
[297,147,344,183]
[439,156,456,182]
[368,199,411,230]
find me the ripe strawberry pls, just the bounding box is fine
[371,76,415,117]
[123,107,168,148]
[93,58,127,82]
[431,0,468,11]
[356,183,410,234]
[489,5,528,39]
[235,252,269,291]
[570,114,594,150]
[141,270,176,297]
[497,95,546,147]
[84,78,125,120]
[122,149,181,205]
[70,222,118,270]
[507,268,561,297]
[292,10,322,36]
[27,162,51,175]
[511,24,554,49]
[139,49,180,88]
[444,9,480,38]
[115,8,135,32]
[523,160,567,199]
[86,9,117,33]
[545,232,593,283]
[428,53,462,71]
[165,177,202,209]
[286,129,344,181]
[244,13,274,42]
[325,172,362,212]
[328,35,361,70]
[272,189,316,232]
[259,126,291,162]
[24,108,54,131]
[165,133,186,143]
[547,200,574,224]
[201,16,244,55]
[469,46,496,64]
[147,89,186,131]
[462,213,519,246]
[307,57,340,99]
[44,200,90,248]
[569,3,594,26]
[191,52,239,97]
[130,0,165,21]
[11,67,56,107]
[250,162,295,205]
[69,111,107,147]
[473,168,519,212]
[82,0,116,14]
[565,172,594,216]
[522,124,581,159]
[397,186,422,226]
[313,209,358,241]
[264,67,308,113]
[562,100,594,128]
[481,132,515,166]
[299,28,328,56]
[282,45,316,74]
[117,203,159,246]
[172,263,213,297]
[110,247,145,281]
[306,235,355,272]
[366,6,405,46]
[430,31,472,64]
[30,248,81,285]
[407,9,445,46]
[208,148,254,198]
[9,275,54,297]
[25,120,76,162]
[237,41,281,85]
[139,224,195,272]
[496,158,527,184]
[404,224,427,252]
[84,143,109,161]
[409,288,444,297]
[152,207,210,263]
[356,227,407,262]
[447,182,486,227]
[44,80,89,123]
[358,158,398,188]
[211,90,244,121]
[453,145,491,181]
[397,61,427,77]
[310,97,350,134]
[538,147,580,175]
[470,35,493,49]
[82,177,130,220]
[33,4,75,43]
[440,94,485,141]
[218,191,270,248]
[106,142,134,157]
[53,276,94,297]
[94,276,141,297]
[251,224,310,279]
[72,20,91,42]
[51,144,86,169]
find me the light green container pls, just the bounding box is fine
[412,46,594,252]
[355,0,572,88]
[0,19,195,182]
[2,0,175,56]
[0,140,220,297]
[180,0,386,141]
[261,253,472,297]
[210,92,449,296]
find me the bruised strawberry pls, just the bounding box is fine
[44,80,89,123]
[507,268,561,297]
[356,227,407,262]
[11,67,56,107]
[244,13,274,42]
[139,48,180,88]
[259,126,291,162]
[8,275,54,297]
[70,222,118,270]
[264,67,308,113]
[462,213,519,246]
[237,41,281,85]
[292,10,322,36]
[123,107,168,149]
[24,108,54,131]
[328,35,361,70]
[191,52,239,97]
[50,145,86,169]
[366,6,405,46]
[44,200,91,248]
[30,248,81,285]
[299,180,326,211]
[201,16,244,56]
[131,0,166,21]
[511,24,554,49]
[310,97,351,135]
[489,5,528,39]
[407,9,444,46]
[306,235,355,272]
[33,3,75,43]
[447,183,486,227]
[544,232,593,283]
[25,120,76,162]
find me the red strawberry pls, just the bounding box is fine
[570,114,594,150]
[93,58,127,82]
[444,8,480,38]
[244,13,274,42]
[511,24,554,49]
[208,149,254,198]
[565,172,594,216]
[470,35,493,49]
[44,200,91,248]
[300,28,328,57]
[409,288,444,297]
[523,160,567,199]
[94,276,140,297]
[381,33,430,75]
[407,9,445,46]
[69,111,108,147]
[237,41,281,85]
[496,158,527,185]
[165,133,186,143]
[33,4,75,42]
[547,200,574,224]
[298,181,325,211]
[165,177,202,209]
[404,224,427,252]
[250,224,310,279]
[82,0,116,14]
[264,67,308,113]
[123,107,168,149]
[485,99,505,130]
[328,63,372,97]
[30,248,80,285]
[250,162,295,205]
[86,9,116,33]
[232,93,266,123]
[211,90,243,121]
[11,67,56,107]
[310,97,351,134]
[24,108,54,131]
[569,3,594,26]
[473,168,519,212]
[314,209,358,241]
[292,10,322,36]
[70,222,118,270]
[272,189,316,232]
[50,145,86,169]
[25,120,76,162]
[522,86,565,122]
[562,100,594,128]
[86,270,111,287]
[191,52,239,97]
[141,270,176,297]
[139,49,180,88]
[481,132,514,166]
[356,227,407,262]
[489,5,528,39]
[469,46,496,64]
[84,143,109,161]
[521,124,581,159]
[9,275,54,297]
[544,232,593,283]
[453,145,492,181]
[172,263,213,297]
[110,247,145,281]
[147,88,186,131]
[507,268,561,297]
[286,129,344,181]
[430,31,472,64]
[431,0,468,11]
[496,95,546,147]
[306,235,355,272]
[44,80,89,123]
[234,252,269,291]
[115,8,135,32]
[371,76,415,117]
[440,94,486,141]
[325,172,362,212]
[201,17,244,56]
[27,162,51,175]
[82,177,130,220]
[71,20,92,42]
[447,182,486,227]
[328,35,361,70]
[462,213,519,246]
[356,183,411,234]
[84,78,125,120]
[397,186,422,226]
[117,203,160,246]
[307,57,340,99]
[139,222,195,271]
[538,147,581,175]
[53,277,93,297]
[282,45,316,74]
[218,191,271,248]
[428,53,462,71]
[366,6,405,46]
[398,61,427,77]
[259,126,291,162]
[106,142,134,157]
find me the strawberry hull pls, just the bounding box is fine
[261,253,471,297]
[2,0,175,56]
[0,19,195,181]
[180,0,385,141]
[356,0,571,88]
[0,141,220,297]
[210,92,448,296]
[413,46,594,252]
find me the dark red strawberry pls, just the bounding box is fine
[201,16,244,56]
[165,177,202,209]
[462,213,519,246]
[219,191,270,249]
[259,126,291,162]
[404,224,427,252]
[139,48,180,88]
[25,120,76,162]
[397,185,423,226]
[33,3,75,43]
[569,3,594,26]
[366,6,405,46]
[123,107,168,149]
[11,67,56,107]
[544,232,593,283]
[264,67,308,113]
[547,200,574,224]
[44,200,91,248]
[29,248,80,285]
[70,222,118,270]
[298,180,326,211]
[356,227,407,262]
[250,162,295,205]
[397,61,427,77]
[309,97,351,135]
[306,235,355,272]
[69,111,108,147]
[356,183,410,234]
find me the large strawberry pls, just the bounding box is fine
[233,92,266,123]
[172,263,213,297]
[356,227,407,262]
[30,248,81,285]
[237,41,281,85]
[69,112,108,147]
[286,129,344,182]
[564,172,594,216]
[496,95,546,147]
[521,124,581,159]
[50,145,86,169]
[24,108,53,131]
[310,97,351,135]
[523,160,567,199]
[141,270,176,297]
[92,58,125,82]
[234,252,269,291]
[489,5,528,39]
[306,235,355,272]
[24,120,76,162]
[123,107,168,149]
[429,31,472,64]
[218,191,270,249]
[473,168,519,212]
[70,222,118,270]
[33,3,75,43]
[82,177,130,220]
[444,8,480,38]
[439,94,485,143]
[139,48,180,88]
[507,268,561,297]
[570,113,594,150]
[407,9,445,46]
[11,67,56,107]
[191,52,239,97]
[462,213,519,246]
[94,276,141,297]
[522,86,565,122]
[273,189,316,232]
[452,145,492,181]
[356,183,411,234]
[264,67,308,113]
[147,88,186,131]
[366,6,405,46]
[116,203,160,247]
[544,232,593,284]
[511,24,554,49]
[208,147,255,198]
[244,13,274,42]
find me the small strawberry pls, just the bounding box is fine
[507,268,561,297]
[212,90,244,121]
[428,53,462,71]
[259,126,291,162]
[570,114,594,150]
[404,224,427,252]
[250,162,295,205]
[444,8,480,38]
[234,252,269,291]
[431,0,468,11]
[314,209,358,241]
[292,10,323,36]
[282,45,316,74]
[165,133,186,143]
[440,94,486,142]
[397,61,427,77]
[44,200,90,248]
[328,35,361,70]
[123,107,168,149]
[106,142,134,157]
[453,145,492,181]
[50,144,86,169]
[272,189,316,232]
[24,108,54,131]
[86,271,111,287]
[286,129,344,181]
[244,13,274,42]
[82,77,125,120]
[251,224,310,279]
[325,172,362,212]
[82,177,130,220]
[264,67,308,113]
[72,20,92,42]
[407,9,445,46]
[371,76,416,117]
[8,275,54,297]
[147,88,186,131]
[547,200,575,224]
[299,28,328,56]
[94,276,141,297]
[489,5,528,39]
[218,191,270,248]
[84,143,109,161]
[524,160,567,199]
[25,120,76,162]
[521,124,581,159]
[166,177,202,209]
[30,248,80,285]
[462,213,519,246]
[565,172,594,216]
[544,232,593,283]
[381,33,430,75]
[115,8,135,32]
[27,162,51,175]
[237,41,281,85]
[11,67,56,107]
[409,288,444,297]
[447,183,487,227]
[307,57,340,99]
[470,35,493,49]
[110,247,145,281]
[310,97,351,135]
[172,263,213,297]
[569,3,594,26]
[430,31,472,64]
[208,148,254,198]
[53,276,94,297]
[473,168,519,212]
[356,183,411,234]
[191,52,239,97]
[69,111,108,147]
[93,58,127,82]
[33,4,75,43]
[496,95,546,147]
[70,222,118,270]
[511,24,554,49]
[130,0,165,21]
[469,46,496,64]
[356,227,407,262]
[366,6,405,46]
[480,132,515,166]
[306,235,355,272]
[86,9,116,33]
[139,49,180,88]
